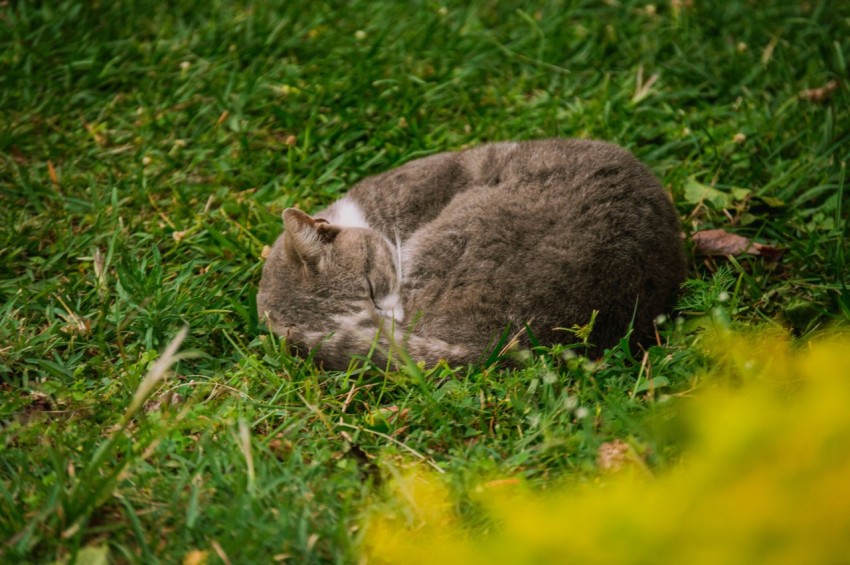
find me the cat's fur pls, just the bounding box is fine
[257,139,686,370]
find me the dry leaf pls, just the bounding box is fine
[597,440,631,472]
[381,405,410,424]
[83,122,107,146]
[692,229,782,260]
[144,392,184,414]
[183,550,209,565]
[799,80,839,103]
[47,160,60,188]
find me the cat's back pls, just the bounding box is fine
[403,138,685,353]
[459,138,664,199]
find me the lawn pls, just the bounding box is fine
[1,0,849,563]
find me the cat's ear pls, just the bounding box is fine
[282,208,339,265]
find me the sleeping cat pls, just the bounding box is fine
[257,139,686,370]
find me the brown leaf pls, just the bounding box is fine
[183,550,209,565]
[83,122,107,146]
[692,229,782,260]
[47,160,59,187]
[799,80,839,103]
[597,439,631,473]
[47,160,64,197]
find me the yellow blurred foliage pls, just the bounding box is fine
[362,330,850,564]
[182,549,209,565]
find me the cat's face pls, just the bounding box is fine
[257,208,402,353]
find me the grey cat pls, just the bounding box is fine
[257,139,686,370]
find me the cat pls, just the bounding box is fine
[257,139,687,370]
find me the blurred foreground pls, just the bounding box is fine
[364,329,850,564]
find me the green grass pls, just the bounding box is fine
[1,0,848,562]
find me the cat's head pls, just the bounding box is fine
[257,208,403,354]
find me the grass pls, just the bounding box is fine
[1,0,848,562]
[364,331,850,564]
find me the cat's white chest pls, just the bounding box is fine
[375,293,404,323]
[322,198,371,229]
